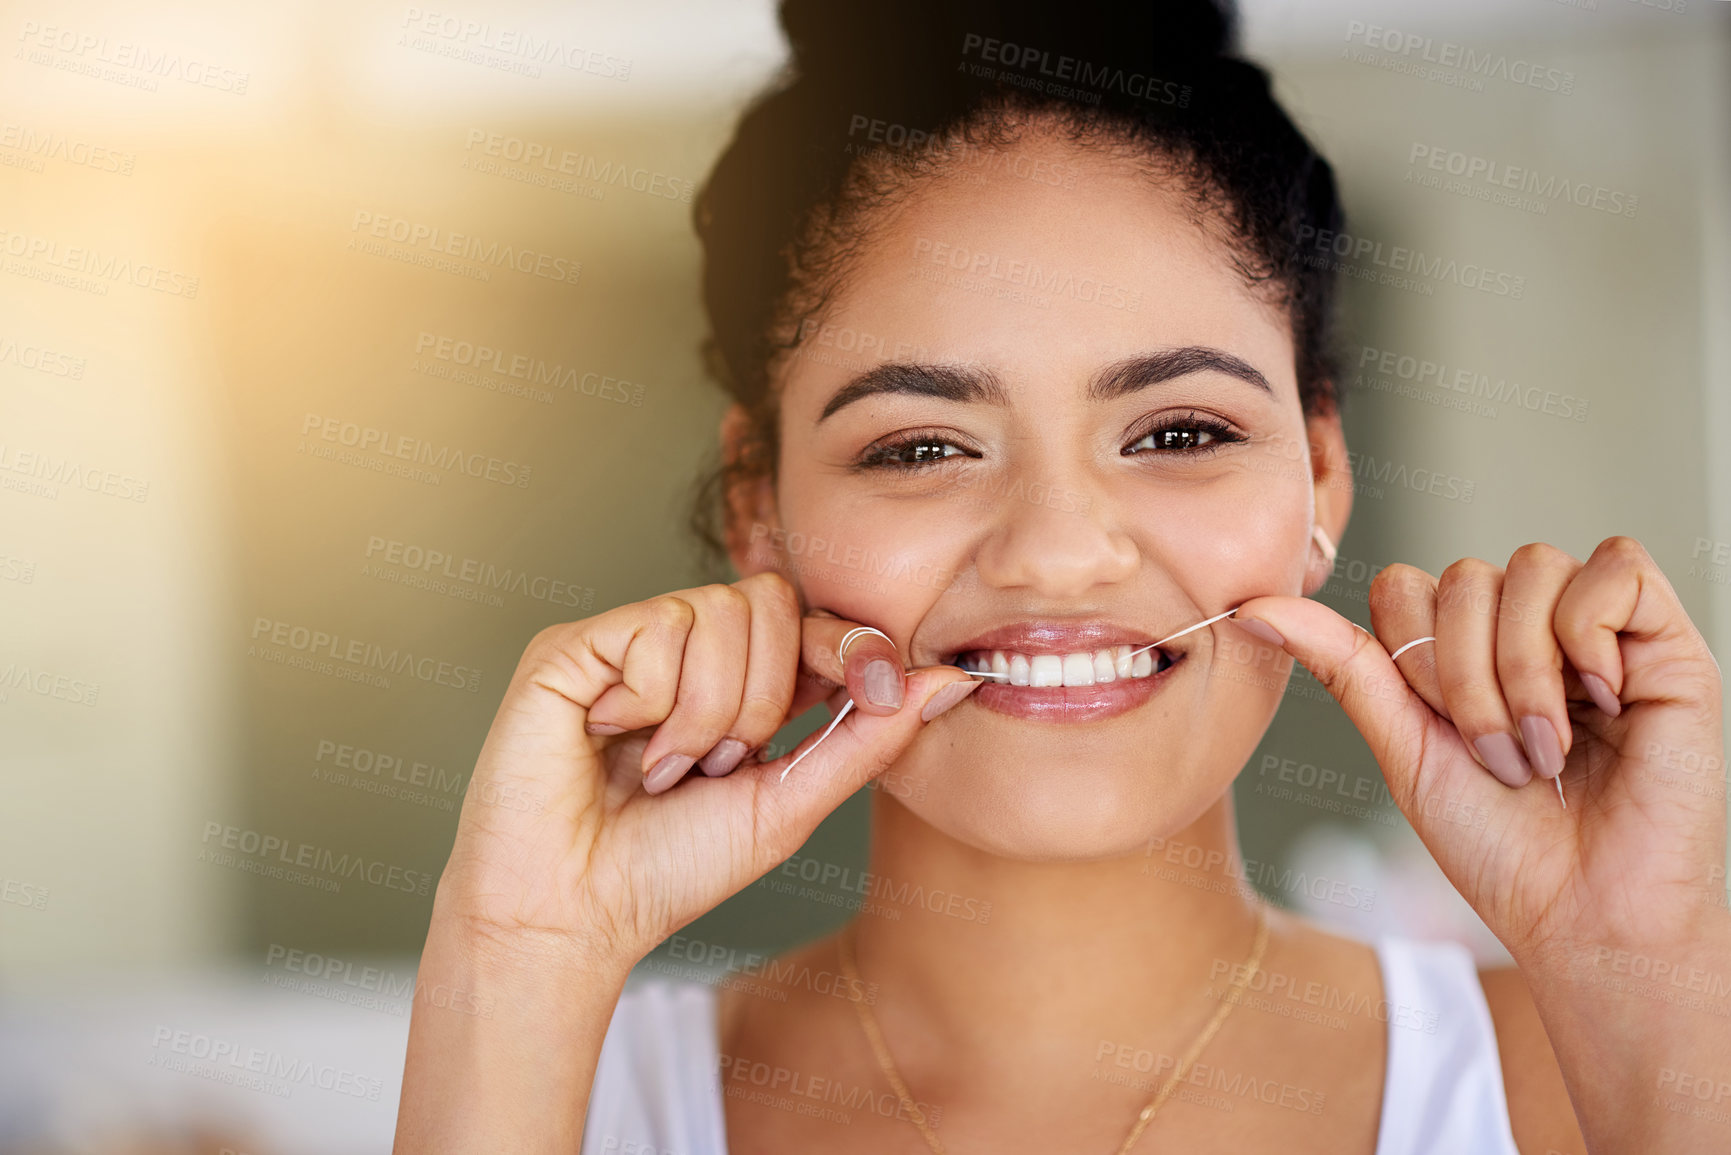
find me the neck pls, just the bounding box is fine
[851,789,1266,1060]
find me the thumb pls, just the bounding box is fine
[1234,595,1491,817]
[741,666,980,849]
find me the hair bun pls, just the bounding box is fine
[779,0,1238,87]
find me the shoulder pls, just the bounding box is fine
[1477,965,1586,1155]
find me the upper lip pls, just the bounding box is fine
[936,619,1179,661]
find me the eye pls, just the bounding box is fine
[1124,412,1245,456]
[854,431,980,471]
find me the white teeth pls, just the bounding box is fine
[1061,652,1095,686]
[959,645,1173,685]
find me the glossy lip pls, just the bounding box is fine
[966,650,1185,722]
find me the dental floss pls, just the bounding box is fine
[957,605,1243,681]
[777,613,1570,807]
[777,608,1244,782]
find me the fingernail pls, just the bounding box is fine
[864,659,904,709]
[1579,673,1622,719]
[921,679,982,722]
[1518,715,1565,779]
[643,753,695,794]
[586,721,627,735]
[1473,733,1533,788]
[1237,618,1284,647]
[698,738,750,777]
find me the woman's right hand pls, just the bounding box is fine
[431,570,980,970]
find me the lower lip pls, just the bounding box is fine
[964,653,1185,723]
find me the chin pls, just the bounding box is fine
[890,720,1223,863]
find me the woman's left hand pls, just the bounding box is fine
[1236,536,1727,968]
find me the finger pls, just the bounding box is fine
[740,667,981,854]
[697,573,801,777]
[577,596,696,733]
[799,614,908,717]
[1434,558,1532,789]
[1496,544,1582,779]
[637,584,751,790]
[1233,595,1509,823]
[1368,563,1447,720]
[1555,535,1718,716]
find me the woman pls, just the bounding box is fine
[394,2,1730,1151]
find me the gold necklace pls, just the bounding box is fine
[835,902,1270,1155]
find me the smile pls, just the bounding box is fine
[949,644,1175,685]
[944,647,1185,723]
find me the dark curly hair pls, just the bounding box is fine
[688,0,1346,569]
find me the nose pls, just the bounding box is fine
[971,477,1139,598]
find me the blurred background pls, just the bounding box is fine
[1,0,1727,1150]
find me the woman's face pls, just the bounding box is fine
[738,130,1348,861]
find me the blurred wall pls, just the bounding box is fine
[0,0,1726,988]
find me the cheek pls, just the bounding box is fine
[775,485,963,631]
[1143,470,1315,605]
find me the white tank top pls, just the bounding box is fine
[581,936,1520,1155]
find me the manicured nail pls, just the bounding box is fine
[864,659,904,709]
[643,753,695,794]
[698,738,750,777]
[1237,618,1284,647]
[1579,673,1622,718]
[586,721,627,735]
[1473,733,1532,788]
[1518,715,1565,779]
[921,679,982,722]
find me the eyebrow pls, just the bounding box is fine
[816,345,1271,423]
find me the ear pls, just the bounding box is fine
[1302,404,1352,598]
[719,403,784,579]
